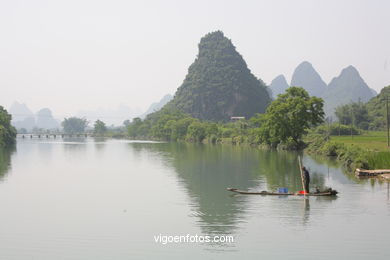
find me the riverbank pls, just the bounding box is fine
[216,132,390,171]
[104,129,390,171]
[304,133,390,170]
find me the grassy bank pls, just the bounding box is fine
[330,131,389,152]
[305,131,390,170]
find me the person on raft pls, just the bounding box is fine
[302,166,310,193]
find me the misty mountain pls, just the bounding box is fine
[9,101,34,122]
[166,31,271,121]
[77,105,142,126]
[9,102,36,130]
[286,62,376,116]
[140,94,173,119]
[269,75,289,98]
[323,65,375,116]
[369,88,377,96]
[36,108,60,129]
[9,102,61,130]
[290,61,327,97]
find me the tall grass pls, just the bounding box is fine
[367,152,390,169]
[305,134,390,169]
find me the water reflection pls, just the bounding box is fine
[131,143,256,235]
[257,150,327,191]
[2,139,387,259]
[93,137,107,150]
[129,143,342,236]
[0,146,16,182]
[303,198,310,225]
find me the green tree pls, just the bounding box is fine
[205,122,219,136]
[171,117,197,141]
[127,117,143,138]
[249,113,263,127]
[335,101,370,129]
[93,119,107,135]
[123,120,131,127]
[0,106,17,147]
[187,121,207,143]
[259,87,324,147]
[365,85,390,130]
[61,117,88,134]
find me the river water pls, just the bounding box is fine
[0,138,389,259]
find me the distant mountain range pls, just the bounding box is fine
[269,75,289,97]
[9,102,60,130]
[77,105,142,126]
[269,61,377,116]
[291,61,327,98]
[9,102,143,130]
[323,65,374,115]
[139,94,173,119]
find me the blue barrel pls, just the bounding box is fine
[278,187,288,193]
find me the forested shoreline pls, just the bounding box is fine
[0,106,16,148]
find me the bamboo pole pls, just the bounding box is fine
[298,155,306,196]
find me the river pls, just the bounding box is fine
[0,138,389,259]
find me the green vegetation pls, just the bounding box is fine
[313,123,359,136]
[258,87,324,148]
[335,101,370,129]
[0,106,16,147]
[366,152,390,169]
[126,87,324,148]
[0,146,15,180]
[306,131,390,169]
[61,117,88,134]
[127,109,220,143]
[334,85,390,130]
[166,31,271,121]
[93,120,107,135]
[365,85,390,130]
[331,131,389,152]
[307,85,390,169]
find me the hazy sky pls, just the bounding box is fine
[1,0,389,116]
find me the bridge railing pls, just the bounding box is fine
[17,133,92,138]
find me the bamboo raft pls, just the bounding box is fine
[355,168,390,177]
[227,188,338,196]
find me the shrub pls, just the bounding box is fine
[314,123,359,136]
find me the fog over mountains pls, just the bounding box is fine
[269,75,289,97]
[9,102,60,131]
[291,61,327,98]
[269,61,377,116]
[8,58,382,130]
[8,98,173,130]
[139,94,173,119]
[76,105,142,126]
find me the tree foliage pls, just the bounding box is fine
[126,88,326,148]
[365,85,390,130]
[61,117,88,134]
[0,106,17,147]
[335,101,370,129]
[258,87,324,147]
[334,85,390,130]
[93,119,107,135]
[126,108,218,143]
